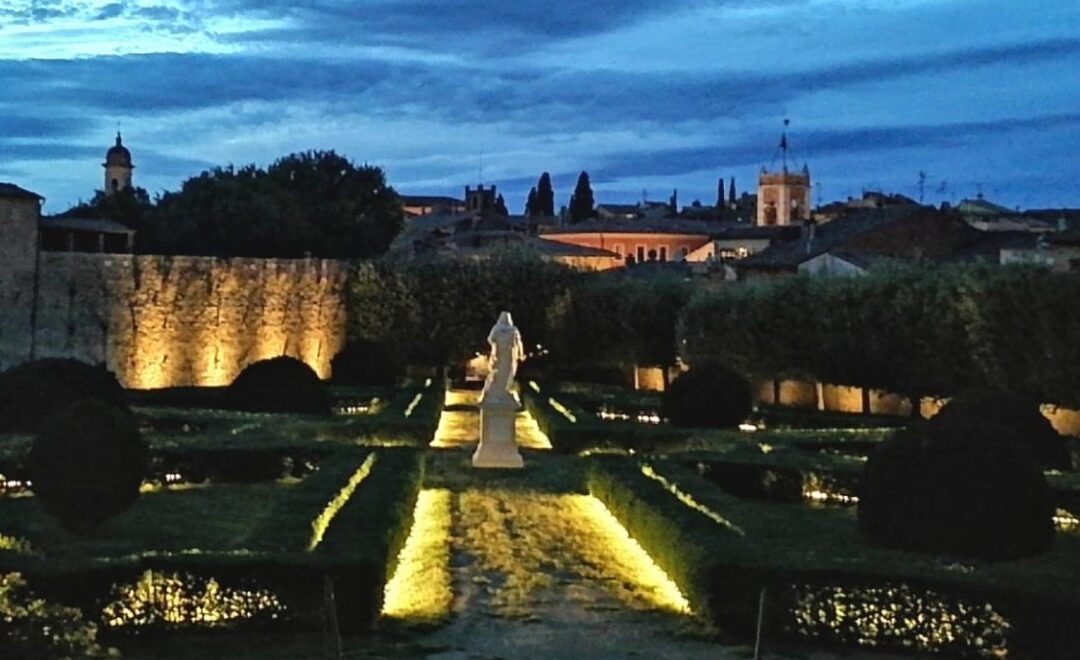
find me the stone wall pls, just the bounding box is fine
[8,253,348,388]
[0,196,40,372]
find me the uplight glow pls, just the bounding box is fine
[381,489,453,621]
[307,453,377,551]
[639,463,746,537]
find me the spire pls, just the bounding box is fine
[115,131,123,147]
[780,118,790,173]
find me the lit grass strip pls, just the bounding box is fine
[575,495,692,614]
[1054,508,1079,532]
[528,380,541,393]
[549,397,577,423]
[307,453,378,551]
[403,392,424,418]
[382,489,453,621]
[640,463,746,537]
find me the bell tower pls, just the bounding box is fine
[103,132,134,195]
[756,120,811,226]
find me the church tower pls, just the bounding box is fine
[756,121,811,226]
[103,132,134,195]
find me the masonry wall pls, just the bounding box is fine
[0,197,40,372]
[25,254,348,388]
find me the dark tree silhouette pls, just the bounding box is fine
[536,172,555,216]
[568,171,595,223]
[525,187,538,216]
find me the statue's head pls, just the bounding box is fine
[497,311,513,326]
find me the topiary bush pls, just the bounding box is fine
[28,399,148,535]
[228,356,329,414]
[661,364,752,428]
[0,358,127,433]
[858,416,1054,560]
[932,387,1070,470]
[331,340,401,386]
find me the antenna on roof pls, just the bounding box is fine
[780,118,790,173]
[917,171,926,204]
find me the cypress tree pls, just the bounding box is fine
[495,194,508,215]
[537,172,555,216]
[717,177,726,220]
[525,187,537,216]
[728,177,737,208]
[569,171,595,223]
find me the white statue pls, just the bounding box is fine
[480,311,525,405]
[473,311,525,469]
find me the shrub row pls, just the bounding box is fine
[585,455,1080,658]
[680,263,1080,408]
[2,448,425,636]
[522,384,692,454]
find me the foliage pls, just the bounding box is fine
[0,572,111,658]
[933,388,1071,470]
[680,263,1080,406]
[0,358,128,434]
[229,357,330,415]
[524,187,538,216]
[662,365,753,429]
[348,255,581,367]
[331,339,402,386]
[57,185,154,232]
[568,170,595,222]
[858,417,1055,560]
[547,274,693,372]
[535,172,555,217]
[29,399,149,535]
[140,150,402,258]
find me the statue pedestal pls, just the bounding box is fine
[472,397,524,469]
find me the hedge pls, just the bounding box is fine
[680,264,1080,408]
[0,447,425,636]
[585,454,1080,658]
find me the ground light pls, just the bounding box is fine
[307,453,377,551]
[381,488,453,621]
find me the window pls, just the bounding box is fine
[659,246,668,262]
[680,247,689,259]
[636,245,646,263]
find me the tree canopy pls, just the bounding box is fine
[60,150,403,259]
[535,172,555,217]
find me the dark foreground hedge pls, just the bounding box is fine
[586,455,1080,659]
[0,358,127,433]
[4,447,424,636]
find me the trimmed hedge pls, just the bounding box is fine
[586,454,1080,658]
[0,358,127,433]
[29,400,149,535]
[662,365,752,429]
[859,417,1055,560]
[3,447,425,636]
[932,388,1071,470]
[229,357,330,415]
[680,263,1080,409]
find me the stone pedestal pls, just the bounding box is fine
[472,397,524,469]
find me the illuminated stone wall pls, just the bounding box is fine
[0,196,39,373]
[30,254,348,388]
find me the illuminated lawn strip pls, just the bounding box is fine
[515,407,553,450]
[1054,507,1079,532]
[381,488,453,622]
[640,463,746,537]
[455,490,692,617]
[307,453,378,551]
[549,397,577,423]
[575,495,692,614]
[403,392,424,418]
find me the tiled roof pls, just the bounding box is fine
[40,216,135,234]
[541,217,774,237]
[0,182,43,200]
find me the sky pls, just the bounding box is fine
[1,0,1079,214]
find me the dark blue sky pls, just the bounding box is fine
[2,0,1078,213]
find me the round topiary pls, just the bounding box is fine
[228,356,329,414]
[858,416,1054,560]
[0,358,127,433]
[932,388,1070,470]
[28,399,148,535]
[661,364,753,428]
[331,340,401,386]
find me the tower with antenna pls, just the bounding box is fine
[756,119,811,226]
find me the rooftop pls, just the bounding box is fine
[40,216,135,235]
[0,182,43,200]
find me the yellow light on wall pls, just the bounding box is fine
[381,488,453,622]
